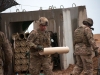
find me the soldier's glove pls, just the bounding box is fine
[95,47,99,57]
[95,50,99,57]
[36,45,44,51]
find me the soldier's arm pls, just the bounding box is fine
[84,27,98,50]
[27,30,37,48]
[47,32,51,47]
[1,32,13,64]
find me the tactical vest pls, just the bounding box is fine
[29,30,51,56]
[74,25,90,47]
[35,30,50,47]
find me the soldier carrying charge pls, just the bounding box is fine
[26,17,53,75]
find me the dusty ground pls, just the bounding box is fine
[53,55,100,75]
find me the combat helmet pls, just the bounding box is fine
[83,18,93,26]
[38,17,48,26]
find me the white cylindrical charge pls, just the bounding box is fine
[39,46,69,55]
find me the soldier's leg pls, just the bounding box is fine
[72,55,83,75]
[81,55,93,75]
[42,57,53,75]
[29,57,41,75]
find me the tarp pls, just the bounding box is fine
[0,0,19,12]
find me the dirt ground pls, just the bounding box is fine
[53,55,100,75]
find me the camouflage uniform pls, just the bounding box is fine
[0,31,12,75]
[72,18,98,75]
[27,17,53,75]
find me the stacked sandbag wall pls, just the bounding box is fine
[12,33,30,73]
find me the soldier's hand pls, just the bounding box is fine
[37,45,44,51]
[95,49,99,57]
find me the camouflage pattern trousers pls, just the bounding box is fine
[72,55,93,75]
[29,55,53,75]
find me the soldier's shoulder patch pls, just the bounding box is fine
[85,27,91,32]
[84,27,92,36]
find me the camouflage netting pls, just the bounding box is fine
[0,0,19,12]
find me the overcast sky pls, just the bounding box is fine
[3,0,100,34]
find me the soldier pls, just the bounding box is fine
[0,31,13,75]
[27,17,53,75]
[72,18,99,75]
